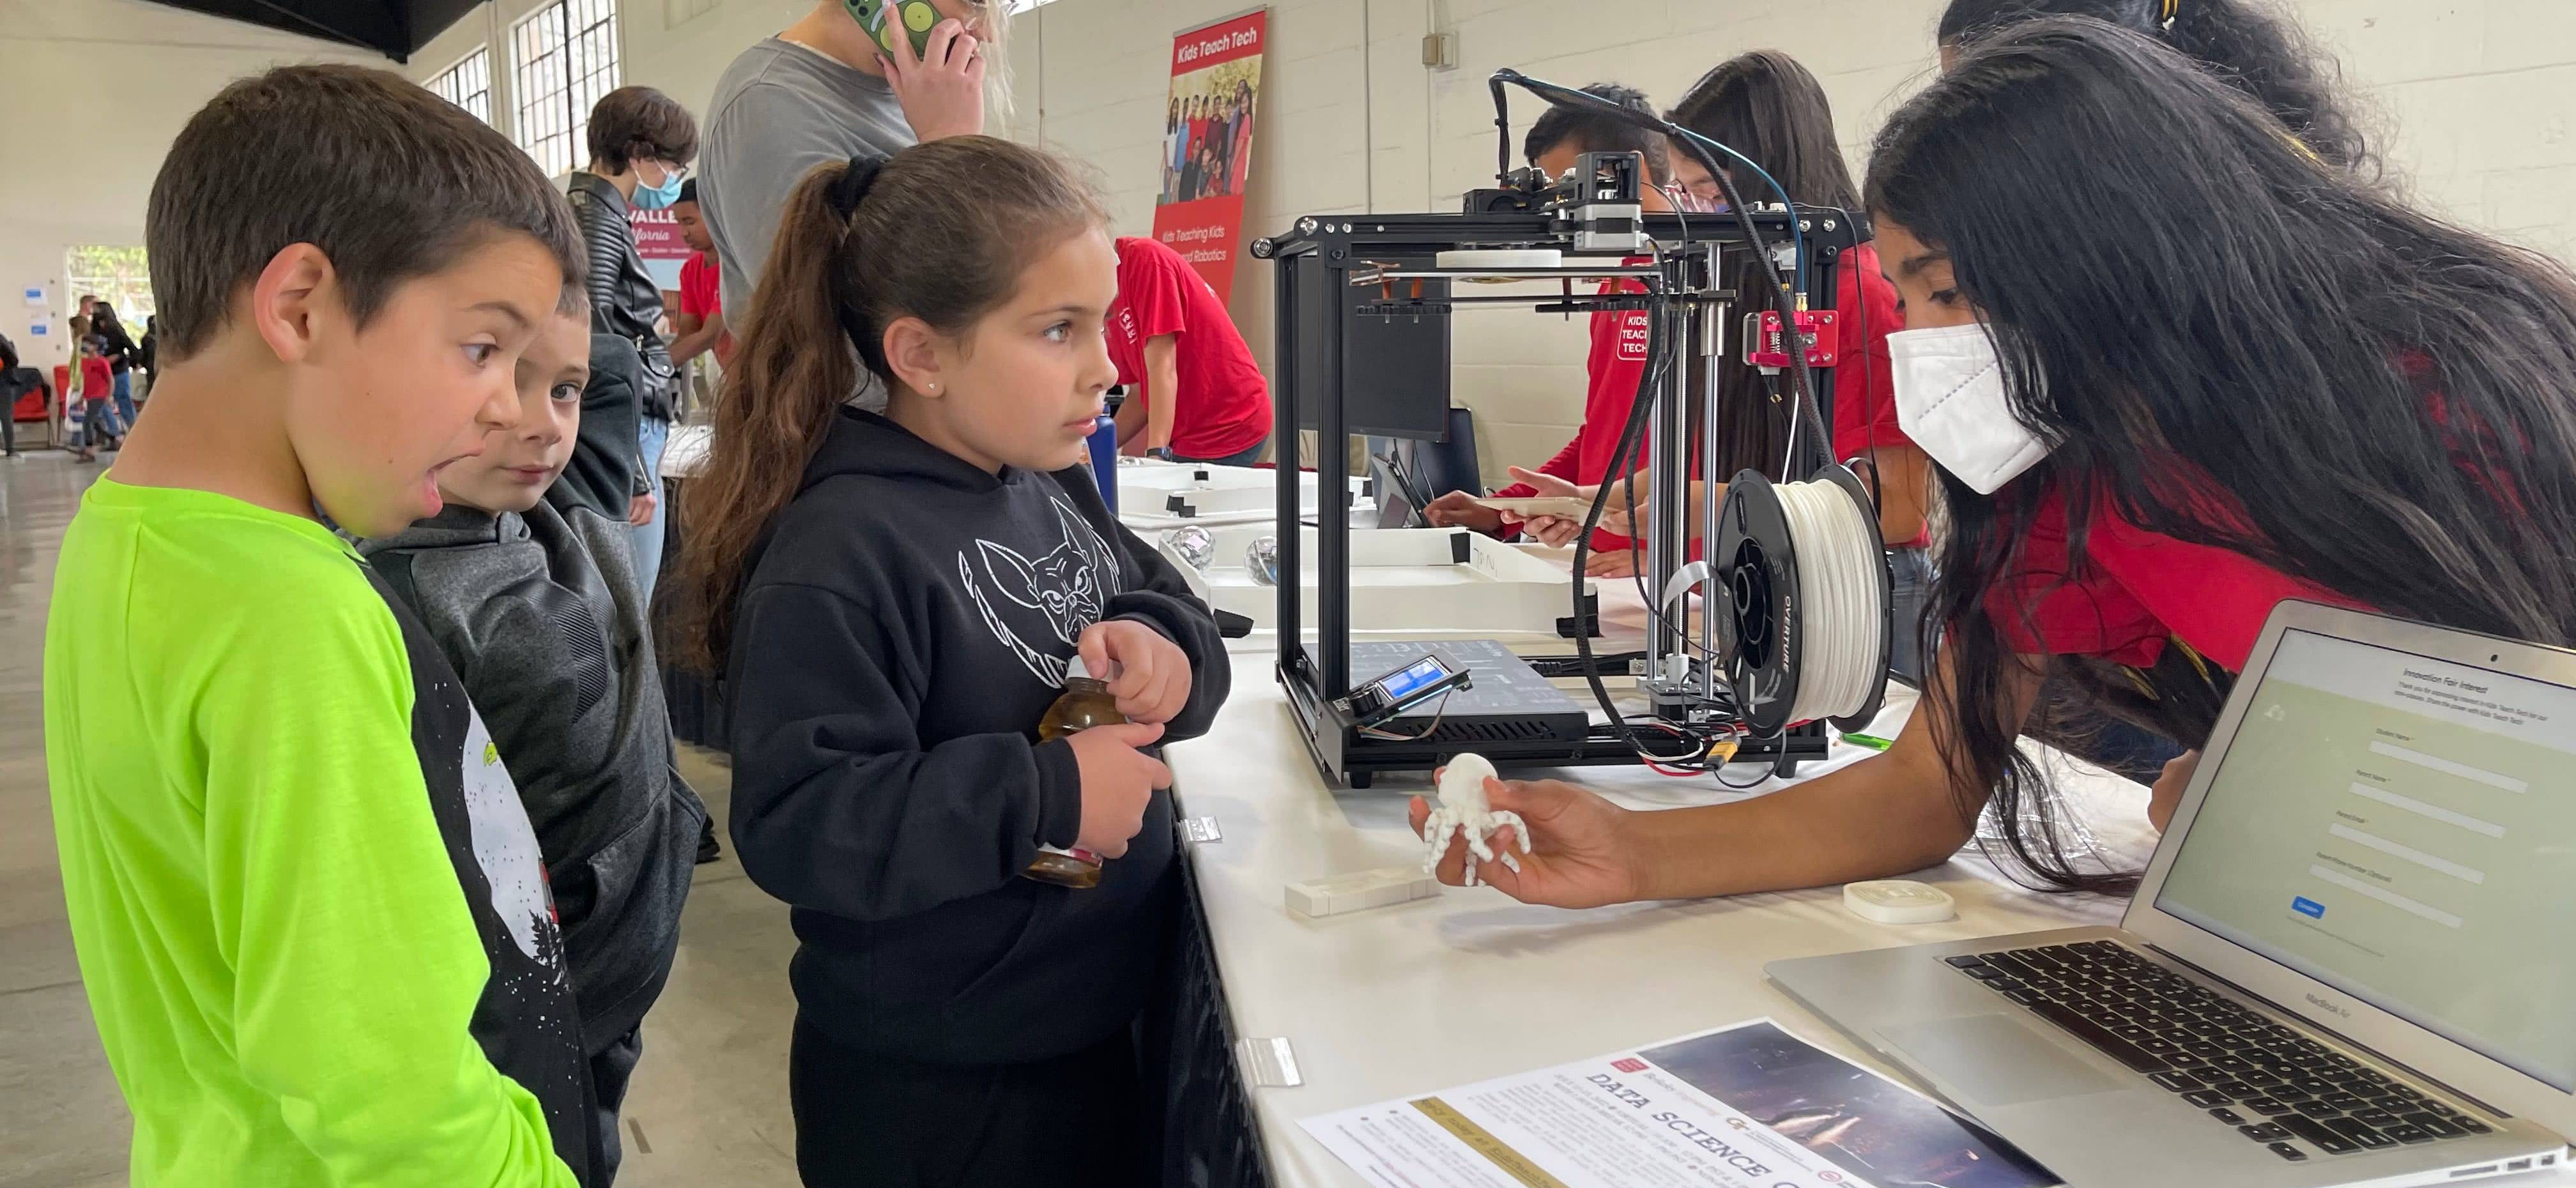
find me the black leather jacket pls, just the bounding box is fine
[552,334,653,522]
[566,172,676,421]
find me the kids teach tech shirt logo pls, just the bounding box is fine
[1618,313,1651,362]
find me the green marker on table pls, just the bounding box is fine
[1839,731,1894,751]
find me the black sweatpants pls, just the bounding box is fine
[590,1026,645,1185]
[789,1017,1144,1188]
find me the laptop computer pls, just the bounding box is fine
[1369,448,1435,530]
[1770,601,2573,1187]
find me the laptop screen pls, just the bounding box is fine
[2154,627,2576,1092]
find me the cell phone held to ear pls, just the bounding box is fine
[843,0,941,59]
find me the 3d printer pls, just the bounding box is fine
[1251,71,1894,789]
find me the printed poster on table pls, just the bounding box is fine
[1301,1018,2059,1188]
[1150,7,1265,306]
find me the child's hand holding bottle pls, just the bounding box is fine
[1077,620,1195,724]
[1066,722,1170,858]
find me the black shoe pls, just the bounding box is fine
[696,816,723,864]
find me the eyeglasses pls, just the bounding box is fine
[1658,184,1726,215]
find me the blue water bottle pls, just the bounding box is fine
[1086,389,1123,512]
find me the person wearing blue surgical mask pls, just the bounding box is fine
[568,84,700,597]
[1409,20,2576,910]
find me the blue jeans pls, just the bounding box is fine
[632,416,670,604]
[73,398,124,448]
[111,371,137,429]
[1176,434,1271,468]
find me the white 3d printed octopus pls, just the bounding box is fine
[1418,753,1531,887]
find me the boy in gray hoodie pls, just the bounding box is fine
[362,298,708,1182]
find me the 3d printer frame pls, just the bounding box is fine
[1253,202,1868,788]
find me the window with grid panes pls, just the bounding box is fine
[428,47,493,124]
[512,0,620,176]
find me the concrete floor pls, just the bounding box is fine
[0,450,805,1188]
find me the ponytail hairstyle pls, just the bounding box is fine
[1936,0,2372,173]
[671,135,1107,672]
[1871,19,2576,892]
[1663,50,1862,480]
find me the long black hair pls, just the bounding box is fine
[1870,19,2576,892]
[1664,50,1861,480]
[1667,50,1860,213]
[1936,0,2370,172]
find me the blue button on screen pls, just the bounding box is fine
[2292,896,2325,918]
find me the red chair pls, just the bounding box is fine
[10,365,66,450]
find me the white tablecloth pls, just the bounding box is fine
[1165,653,2163,1187]
[1162,545,2572,1187]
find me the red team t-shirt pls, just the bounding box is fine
[1827,244,1927,547]
[1989,469,2362,675]
[1496,245,1916,551]
[1492,271,1654,550]
[679,252,734,367]
[1105,237,1273,461]
[79,355,112,399]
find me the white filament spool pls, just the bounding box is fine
[1774,478,1885,724]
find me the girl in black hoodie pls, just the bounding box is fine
[671,138,1230,1187]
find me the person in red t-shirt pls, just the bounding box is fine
[1183,98,1211,202]
[1229,82,1255,195]
[1404,23,2576,910]
[1104,236,1272,465]
[72,335,122,461]
[1422,83,1675,570]
[1494,57,1936,682]
[669,180,733,369]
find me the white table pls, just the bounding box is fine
[1165,628,2576,1188]
[1166,653,2163,1187]
[1157,541,2575,1187]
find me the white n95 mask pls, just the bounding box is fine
[1888,321,2053,495]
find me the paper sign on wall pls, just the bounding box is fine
[1149,8,1266,307]
[22,287,43,307]
[629,207,691,293]
[29,323,47,337]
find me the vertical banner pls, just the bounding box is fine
[629,206,691,292]
[1150,8,1266,306]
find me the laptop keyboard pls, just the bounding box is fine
[1947,940,2494,1161]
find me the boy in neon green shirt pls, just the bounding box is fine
[45,65,594,1187]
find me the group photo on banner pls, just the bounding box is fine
[1151,8,1267,301]
[1161,60,1257,205]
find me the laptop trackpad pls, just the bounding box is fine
[1880,1014,2128,1108]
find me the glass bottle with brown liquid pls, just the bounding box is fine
[1023,655,1124,889]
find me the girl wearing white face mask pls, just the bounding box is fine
[1411,20,2576,906]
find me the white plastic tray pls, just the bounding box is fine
[1116,458,1374,529]
[1154,524,1593,639]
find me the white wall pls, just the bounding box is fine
[0,0,381,372]
[56,0,2557,465]
[407,0,808,153]
[999,0,2576,477]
